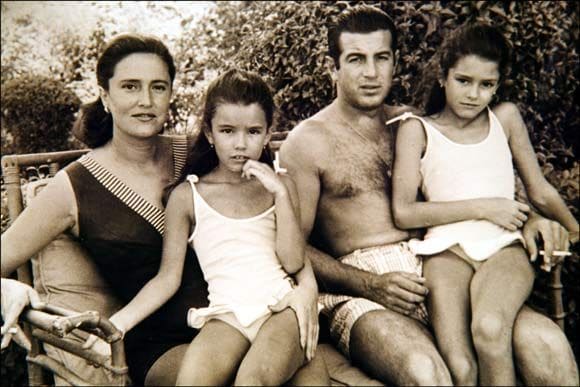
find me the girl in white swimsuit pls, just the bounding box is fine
[392,23,578,386]
[113,69,327,385]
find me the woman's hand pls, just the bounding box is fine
[82,334,112,358]
[242,160,287,198]
[269,283,319,362]
[1,278,44,350]
[478,198,530,231]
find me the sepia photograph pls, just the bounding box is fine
[1,1,578,385]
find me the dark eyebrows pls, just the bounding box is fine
[453,73,498,82]
[119,79,170,84]
[345,49,392,59]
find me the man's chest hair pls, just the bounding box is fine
[320,134,392,198]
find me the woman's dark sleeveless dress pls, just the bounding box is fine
[64,137,209,385]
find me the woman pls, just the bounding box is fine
[1,33,323,385]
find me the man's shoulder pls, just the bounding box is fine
[284,111,335,151]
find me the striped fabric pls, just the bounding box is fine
[319,242,429,357]
[171,135,188,179]
[77,136,189,235]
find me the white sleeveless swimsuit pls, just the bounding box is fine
[186,175,293,332]
[403,109,523,261]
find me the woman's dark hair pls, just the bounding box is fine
[328,5,397,69]
[414,22,512,115]
[73,33,176,148]
[164,69,275,204]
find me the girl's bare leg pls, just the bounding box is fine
[235,308,309,386]
[176,319,250,386]
[286,347,330,386]
[424,250,478,385]
[470,244,534,386]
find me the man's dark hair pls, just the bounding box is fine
[327,5,397,69]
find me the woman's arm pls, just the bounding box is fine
[392,118,530,230]
[498,102,578,233]
[106,183,193,335]
[1,171,76,277]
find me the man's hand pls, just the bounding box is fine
[269,284,319,362]
[1,278,45,350]
[523,213,570,268]
[365,272,428,316]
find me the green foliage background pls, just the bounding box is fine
[1,1,578,385]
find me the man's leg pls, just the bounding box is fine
[514,305,579,386]
[349,308,452,385]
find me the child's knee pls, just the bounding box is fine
[235,362,285,386]
[446,352,478,385]
[472,312,511,352]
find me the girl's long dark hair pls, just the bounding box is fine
[164,69,275,204]
[413,22,512,116]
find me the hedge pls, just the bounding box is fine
[1,74,82,154]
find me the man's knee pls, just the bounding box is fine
[515,320,579,385]
[403,351,451,386]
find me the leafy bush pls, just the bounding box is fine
[172,1,578,160]
[1,74,82,154]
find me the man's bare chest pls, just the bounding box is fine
[321,134,393,198]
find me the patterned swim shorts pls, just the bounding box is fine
[319,242,429,357]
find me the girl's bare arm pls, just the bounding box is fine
[392,118,529,231]
[107,183,193,334]
[273,174,305,274]
[498,102,578,233]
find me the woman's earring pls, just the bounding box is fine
[210,143,214,149]
[104,105,110,114]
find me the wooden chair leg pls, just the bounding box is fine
[548,264,565,331]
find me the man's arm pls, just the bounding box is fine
[280,123,368,293]
[280,123,427,316]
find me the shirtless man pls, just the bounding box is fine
[280,5,578,385]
